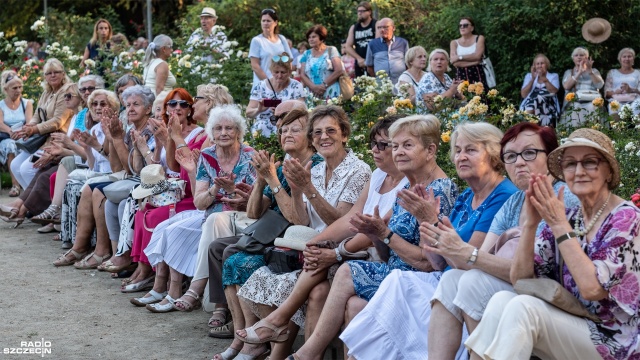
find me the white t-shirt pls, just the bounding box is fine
[363,168,409,216]
[248,34,292,88]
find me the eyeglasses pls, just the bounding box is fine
[561,157,604,172]
[167,100,191,109]
[272,55,290,63]
[63,93,78,100]
[91,101,108,108]
[459,23,470,29]
[262,8,276,15]
[371,140,391,151]
[79,86,97,93]
[278,126,303,136]
[270,111,289,126]
[501,149,546,164]
[193,96,206,103]
[356,9,369,13]
[45,71,63,76]
[311,127,339,138]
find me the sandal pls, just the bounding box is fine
[235,319,289,344]
[121,275,155,293]
[98,259,134,273]
[208,321,234,339]
[208,307,231,328]
[31,204,61,225]
[0,204,18,218]
[235,349,270,360]
[0,214,24,228]
[173,289,202,312]
[146,295,176,313]
[8,185,20,197]
[74,252,112,270]
[212,347,240,360]
[130,290,167,307]
[38,223,58,234]
[53,249,89,267]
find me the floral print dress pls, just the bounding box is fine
[300,46,342,99]
[249,78,305,137]
[535,202,640,359]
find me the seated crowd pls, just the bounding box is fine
[0,26,639,360]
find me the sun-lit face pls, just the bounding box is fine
[261,15,277,34]
[561,146,612,198]
[271,65,291,85]
[459,19,473,35]
[279,118,308,154]
[502,130,548,190]
[533,57,548,74]
[392,130,430,174]
[572,50,588,66]
[429,52,448,73]
[90,94,109,119]
[125,94,150,124]
[64,91,82,111]
[212,118,239,147]
[311,116,347,158]
[200,16,216,33]
[4,80,23,101]
[44,67,64,89]
[619,51,635,68]
[192,95,210,124]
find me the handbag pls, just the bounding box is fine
[489,227,521,259]
[148,179,186,207]
[16,108,49,153]
[482,57,496,88]
[103,176,141,203]
[576,90,600,102]
[236,209,291,254]
[264,246,304,274]
[339,73,354,100]
[514,245,601,323]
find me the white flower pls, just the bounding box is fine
[62,46,70,52]
[4,44,12,51]
[194,65,201,72]
[0,32,4,38]
[51,42,60,48]
[386,106,397,115]
[236,50,243,58]
[137,49,145,54]
[69,69,77,77]
[69,55,80,61]
[221,41,231,50]
[30,19,45,31]
[184,61,192,68]
[230,41,238,47]
[14,40,27,48]
[624,142,636,152]
[84,59,96,67]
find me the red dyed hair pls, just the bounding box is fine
[162,88,195,124]
[500,122,558,157]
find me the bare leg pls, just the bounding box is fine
[271,321,300,360]
[92,190,111,258]
[236,269,329,339]
[65,186,96,257]
[154,266,183,306]
[237,294,269,357]
[428,300,464,360]
[50,165,68,206]
[305,280,330,340]
[343,295,368,359]
[462,312,480,334]
[176,278,207,308]
[295,264,355,360]
[140,262,169,299]
[130,262,154,284]
[214,285,247,359]
[6,153,19,188]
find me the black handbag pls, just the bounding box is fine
[16,108,48,153]
[236,209,291,254]
[264,246,304,274]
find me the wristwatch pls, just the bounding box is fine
[459,55,464,60]
[272,184,283,194]
[334,248,343,262]
[383,230,394,245]
[467,247,479,265]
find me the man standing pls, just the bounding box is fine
[365,18,408,85]
[345,1,377,78]
[187,7,228,53]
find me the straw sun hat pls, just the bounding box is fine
[547,128,620,190]
[131,164,170,200]
[582,18,611,44]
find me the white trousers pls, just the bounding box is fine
[465,291,601,360]
[10,151,38,189]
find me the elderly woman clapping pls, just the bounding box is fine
[466,128,640,360]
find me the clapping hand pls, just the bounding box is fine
[213,172,236,195]
[221,182,252,210]
[51,132,74,149]
[105,109,124,139]
[250,150,279,182]
[349,206,388,240]
[147,117,169,146]
[526,174,565,228]
[33,152,53,169]
[397,185,441,224]
[283,158,312,193]
[175,148,199,173]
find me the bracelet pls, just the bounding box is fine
[555,231,577,245]
[208,188,216,198]
[466,247,479,265]
[176,143,188,150]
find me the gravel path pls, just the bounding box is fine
[0,191,227,360]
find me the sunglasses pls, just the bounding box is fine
[459,23,470,28]
[193,96,206,103]
[63,93,78,100]
[270,111,289,126]
[91,101,108,108]
[272,55,290,63]
[262,8,276,15]
[371,140,391,151]
[167,100,191,109]
[79,86,97,93]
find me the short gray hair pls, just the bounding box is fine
[114,74,143,98]
[122,85,155,108]
[571,46,589,58]
[450,122,504,172]
[427,48,451,72]
[78,74,105,90]
[206,104,247,143]
[143,34,173,66]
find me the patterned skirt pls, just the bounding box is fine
[522,87,558,126]
[61,180,96,246]
[222,252,266,287]
[456,64,489,91]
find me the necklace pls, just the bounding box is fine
[5,98,20,110]
[574,192,611,237]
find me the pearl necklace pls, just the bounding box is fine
[574,192,611,237]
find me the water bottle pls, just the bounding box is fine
[168,203,176,218]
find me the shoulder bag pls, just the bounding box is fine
[15,107,48,153]
[514,241,601,323]
[479,36,496,88]
[236,209,291,254]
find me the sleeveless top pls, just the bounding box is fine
[362,168,409,215]
[143,58,177,96]
[354,19,377,59]
[456,38,477,56]
[0,98,28,128]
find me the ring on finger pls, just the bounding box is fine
[433,241,439,247]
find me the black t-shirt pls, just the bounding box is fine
[353,19,376,59]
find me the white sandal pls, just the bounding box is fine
[146,295,176,313]
[130,290,168,307]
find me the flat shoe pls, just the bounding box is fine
[208,321,234,339]
[146,295,176,313]
[235,349,270,360]
[121,275,155,293]
[53,249,89,267]
[235,319,289,344]
[173,289,202,312]
[212,347,240,360]
[74,252,112,270]
[98,259,134,273]
[37,223,58,233]
[8,185,20,197]
[130,290,167,307]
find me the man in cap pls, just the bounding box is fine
[187,7,228,54]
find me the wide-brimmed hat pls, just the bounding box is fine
[582,18,611,44]
[273,225,319,251]
[200,7,218,18]
[547,128,620,189]
[131,164,170,200]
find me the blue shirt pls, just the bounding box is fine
[365,36,409,84]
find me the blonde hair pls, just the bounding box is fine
[404,46,427,69]
[618,47,636,62]
[450,122,504,172]
[389,114,441,150]
[42,58,71,92]
[197,84,234,115]
[87,89,120,118]
[427,48,451,72]
[89,19,113,46]
[571,47,589,58]
[1,70,22,95]
[63,83,83,108]
[532,53,551,69]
